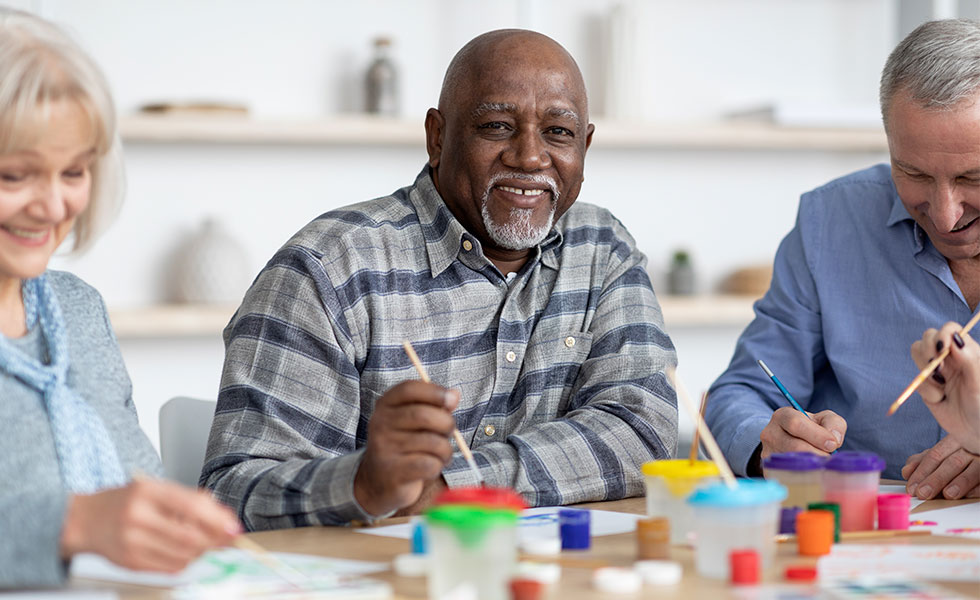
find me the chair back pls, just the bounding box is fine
[159,396,218,487]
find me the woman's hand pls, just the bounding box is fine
[60,477,242,572]
[910,323,980,455]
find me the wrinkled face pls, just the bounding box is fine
[887,93,980,263]
[0,100,94,284]
[428,40,593,252]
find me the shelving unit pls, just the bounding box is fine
[107,294,759,339]
[120,114,888,152]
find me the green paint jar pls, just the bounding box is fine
[425,502,520,600]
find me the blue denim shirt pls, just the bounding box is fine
[706,164,979,480]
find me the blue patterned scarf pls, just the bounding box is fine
[0,273,126,493]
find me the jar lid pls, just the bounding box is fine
[824,451,885,473]
[763,452,827,471]
[642,459,720,479]
[433,485,526,510]
[784,565,818,582]
[687,478,787,507]
[877,493,910,508]
[424,504,519,529]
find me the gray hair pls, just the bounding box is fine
[880,18,980,129]
[0,7,123,252]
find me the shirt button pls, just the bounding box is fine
[462,239,473,251]
[564,336,576,348]
[484,424,496,437]
[505,351,517,362]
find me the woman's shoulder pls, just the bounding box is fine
[45,270,104,308]
[44,270,112,333]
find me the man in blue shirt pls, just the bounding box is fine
[706,19,979,500]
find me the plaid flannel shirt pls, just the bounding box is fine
[201,167,678,530]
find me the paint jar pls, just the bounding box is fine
[559,508,590,550]
[636,517,671,559]
[762,452,826,508]
[822,451,885,532]
[779,506,803,534]
[807,502,841,542]
[425,487,525,600]
[687,479,786,579]
[877,493,910,530]
[796,509,834,556]
[642,459,720,544]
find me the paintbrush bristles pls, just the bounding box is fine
[667,368,737,489]
[887,311,980,416]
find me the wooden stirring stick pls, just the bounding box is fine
[688,391,709,465]
[667,367,737,489]
[402,340,484,485]
[887,311,980,416]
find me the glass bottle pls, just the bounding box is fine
[365,36,398,116]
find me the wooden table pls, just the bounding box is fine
[73,495,979,599]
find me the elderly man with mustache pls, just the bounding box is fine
[202,29,678,529]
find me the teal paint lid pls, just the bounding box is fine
[687,478,787,507]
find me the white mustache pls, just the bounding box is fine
[485,172,559,203]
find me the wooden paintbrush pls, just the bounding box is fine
[888,311,980,416]
[402,340,484,486]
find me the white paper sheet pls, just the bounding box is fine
[818,545,980,582]
[0,593,116,600]
[356,507,641,541]
[908,502,980,538]
[71,548,387,588]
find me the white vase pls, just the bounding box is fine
[173,218,251,304]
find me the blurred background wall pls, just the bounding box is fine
[7,0,978,452]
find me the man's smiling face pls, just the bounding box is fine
[427,31,593,253]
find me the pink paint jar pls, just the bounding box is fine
[876,493,910,530]
[822,452,885,532]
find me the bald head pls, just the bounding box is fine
[438,29,589,119]
[424,29,594,264]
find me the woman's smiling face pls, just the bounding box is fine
[0,99,95,286]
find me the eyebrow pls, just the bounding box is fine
[471,103,582,127]
[471,102,517,118]
[894,159,980,177]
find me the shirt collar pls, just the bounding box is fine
[884,183,928,253]
[409,165,564,277]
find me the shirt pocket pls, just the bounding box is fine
[520,330,594,420]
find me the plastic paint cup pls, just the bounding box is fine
[687,479,786,579]
[796,509,834,556]
[876,493,911,530]
[636,517,671,559]
[642,459,720,544]
[807,502,841,542]
[559,509,591,550]
[779,506,803,534]
[822,451,885,532]
[424,487,524,600]
[762,452,827,508]
[729,549,760,585]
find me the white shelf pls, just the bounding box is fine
[108,295,757,339]
[119,114,887,152]
[658,294,758,328]
[108,303,237,339]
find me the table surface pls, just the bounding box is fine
[71,493,980,599]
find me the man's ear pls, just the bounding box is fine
[584,122,595,153]
[424,108,445,168]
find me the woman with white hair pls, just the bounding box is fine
[0,8,240,587]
